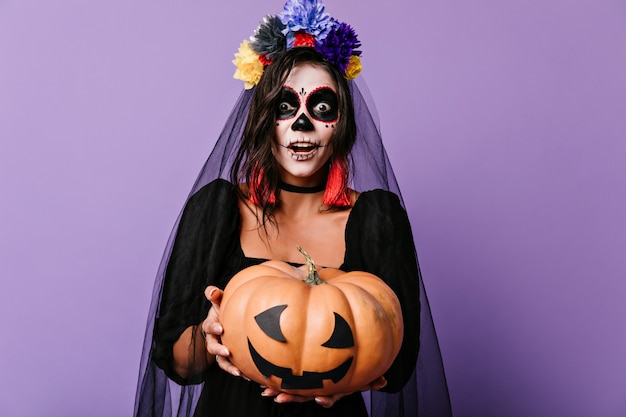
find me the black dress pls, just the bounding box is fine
[152,179,420,417]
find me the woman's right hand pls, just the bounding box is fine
[201,286,243,378]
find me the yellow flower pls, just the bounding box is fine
[232,40,264,89]
[344,55,362,80]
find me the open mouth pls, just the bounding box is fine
[284,141,321,160]
[288,143,318,153]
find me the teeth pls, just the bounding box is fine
[290,144,317,152]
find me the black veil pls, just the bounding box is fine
[134,78,453,417]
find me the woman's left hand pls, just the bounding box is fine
[260,376,387,408]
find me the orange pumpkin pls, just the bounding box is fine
[219,247,403,396]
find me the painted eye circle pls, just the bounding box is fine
[306,87,338,122]
[277,87,300,120]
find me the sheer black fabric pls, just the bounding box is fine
[134,80,452,417]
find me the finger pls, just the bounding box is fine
[274,393,314,404]
[201,320,223,339]
[208,321,223,336]
[260,387,280,398]
[357,376,387,392]
[371,376,387,391]
[215,354,241,377]
[314,394,344,408]
[206,340,229,357]
[204,286,223,304]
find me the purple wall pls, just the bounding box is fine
[1,1,624,416]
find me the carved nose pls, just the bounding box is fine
[291,113,314,131]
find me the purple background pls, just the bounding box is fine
[1,1,624,416]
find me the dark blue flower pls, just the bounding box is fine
[317,20,361,73]
[249,15,287,60]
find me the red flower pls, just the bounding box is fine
[258,54,273,66]
[293,31,316,47]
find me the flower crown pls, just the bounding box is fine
[233,0,363,89]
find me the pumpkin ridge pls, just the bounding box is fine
[332,278,403,385]
[291,280,313,376]
[301,283,355,378]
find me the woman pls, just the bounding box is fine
[135,1,452,416]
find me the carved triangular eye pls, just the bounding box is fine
[322,312,354,348]
[255,305,287,343]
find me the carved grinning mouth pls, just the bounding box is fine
[248,339,353,389]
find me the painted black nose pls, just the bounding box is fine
[291,113,314,131]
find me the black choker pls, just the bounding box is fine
[278,180,327,194]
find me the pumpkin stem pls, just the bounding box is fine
[297,246,325,286]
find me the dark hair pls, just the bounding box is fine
[230,47,357,224]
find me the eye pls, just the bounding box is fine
[314,102,331,114]
[255,305,287,343]
[276,87,300,120]
[322,312,354,348]
[279,101,296,113]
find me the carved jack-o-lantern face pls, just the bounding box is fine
[250,305,354,389]
[219,249,404,396]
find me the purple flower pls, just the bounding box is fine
[317,20,362,73]
[278,0,333,47]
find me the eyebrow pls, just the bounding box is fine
[282,85,337,94]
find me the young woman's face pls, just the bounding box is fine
[273,63,338,186]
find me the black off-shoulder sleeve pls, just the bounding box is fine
[152,179,240,384]
[343,190,421,393]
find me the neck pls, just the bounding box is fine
[278,180,326,194]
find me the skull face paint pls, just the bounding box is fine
[273,63,338,186]
[276,86,339,124]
